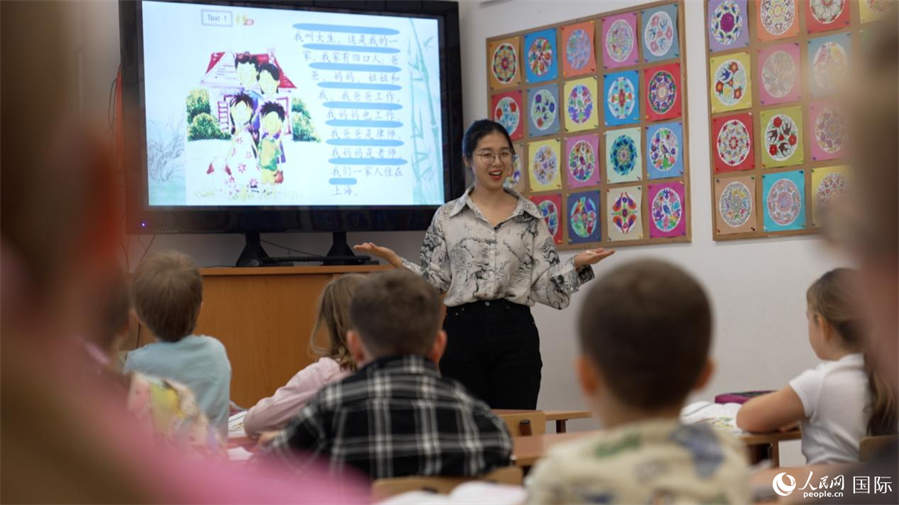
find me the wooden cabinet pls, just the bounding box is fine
[134,265,390,407]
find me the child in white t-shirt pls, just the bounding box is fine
[737,269,896,464]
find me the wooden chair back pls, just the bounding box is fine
[497,411,547,437]
[370,466,523,501]
[859,435,898,462]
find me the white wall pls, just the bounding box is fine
[84,0,846,464]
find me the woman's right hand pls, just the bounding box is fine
[353,242,402,268]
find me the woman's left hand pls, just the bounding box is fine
[573,248,615,269]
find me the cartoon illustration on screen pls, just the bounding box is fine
[258,101,286,185]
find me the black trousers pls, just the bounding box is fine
[440,299,542,409]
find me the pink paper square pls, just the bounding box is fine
[564,134,600,189]
[757,43,800,106]
[808,102,847,162]
[602,13,639,69]
[647,181,686,237]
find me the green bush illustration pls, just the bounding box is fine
[188,112,229,141]
[186,88,211,124]
[291,97,319,142]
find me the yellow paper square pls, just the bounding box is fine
[709,52,752,113]
[760,106,804,168]
[859,0,889,23]
[562,77,599,133]
[811,165,849,226]
[528,139,562,191]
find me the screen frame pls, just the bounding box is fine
[119,0,464,233]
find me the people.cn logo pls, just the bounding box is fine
[773,472,798,497]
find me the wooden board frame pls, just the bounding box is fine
[487,0,692,250]
[705,0,866,241]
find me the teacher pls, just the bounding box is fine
[354,119,613,409]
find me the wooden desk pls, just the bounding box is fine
[493,409,592,433]
[133,265,390,406]
[741,429,802,467]
[512,428,802,468]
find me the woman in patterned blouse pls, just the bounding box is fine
[354,120,614,409]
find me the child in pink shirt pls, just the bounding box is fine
[243,274,364,436]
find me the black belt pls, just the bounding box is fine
[446,299,530,317]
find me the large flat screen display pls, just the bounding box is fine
[141,0,444,207]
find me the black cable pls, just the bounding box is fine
[261,239,319,257]
[138,235,157,264]
[107,70,118,132]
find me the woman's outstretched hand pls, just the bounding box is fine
[573,248,615,269]
[353,242,403,268]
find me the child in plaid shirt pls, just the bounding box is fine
[266,270,512,479]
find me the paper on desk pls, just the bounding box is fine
[680,401,745,435]
[377,483,526,505]
[227,446,254,461]
[228,411,248,439]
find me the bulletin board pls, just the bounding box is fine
[487,0,691,250]
[705,0,883,240]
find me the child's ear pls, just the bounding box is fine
[429,330,447,366]
[692,358,716,392]
[346,330,368,364]
[576,355,602,396]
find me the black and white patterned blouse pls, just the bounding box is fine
[401,187,595,308]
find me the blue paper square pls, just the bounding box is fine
[527,84,560,137]
[642,4,680,62]
[567,191,601,243]
[762,170,806,232]
[603,70,640,126]
[645,121,684,180]
[807,33,851,97]
[523,29,559,83]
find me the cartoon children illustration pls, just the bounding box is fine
[257,62,280,98]
[257,101,286,185]
[221,93,259,195]
[234,52,261,108]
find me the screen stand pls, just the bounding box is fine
[236,232,271,267]
[323,231,373,266]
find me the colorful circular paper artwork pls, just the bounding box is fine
[569,197,598,238]
[537,200,559,236]
[711,0,743,45]
[719,180,752,227]
[611,192,639,234]
[815,172,847,205]
[527,37,553,77]
[507,155,523,187]
[814,107,846,155]
[766,178,801,225]
[760,0,796,36]
[492,43,518,84]
[606,19,635,63]
[765,114,799,161]
[812,42,848,93]
[713,59,747,107]
[810,0,846,24]
[493,96,520,135]
[568,140,596,183]
[761,50,797,99]
[649,127,679,173]
[567,84,594,124]
[610,135,638,176]
[716,119,751,167]
[644,10,675,57]
[533,145,558,185]
[651,187,683,232]
[530,89,557,131]
[648,71,677,115]
[606,76,636,120]
[566,29,592,70]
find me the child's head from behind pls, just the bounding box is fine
[132,251,202,343]
[806,268,863,359]
[347,270,445,364]
[578,259,712,418]
[309,274,366,370]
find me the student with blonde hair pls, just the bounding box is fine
[243,274,364,437]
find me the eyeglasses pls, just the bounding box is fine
[474,150,515,163]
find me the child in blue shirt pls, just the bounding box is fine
[124,251,231,435]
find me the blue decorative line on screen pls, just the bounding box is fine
[329,158,407,165]
[323,102,402,110]
[328,178,358,185]
[293,24,400,35]
[317,82,402,91]
[326,139,404,147]
[309,63,400,73]
[302,43,400,54]
[326,120,403,128]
